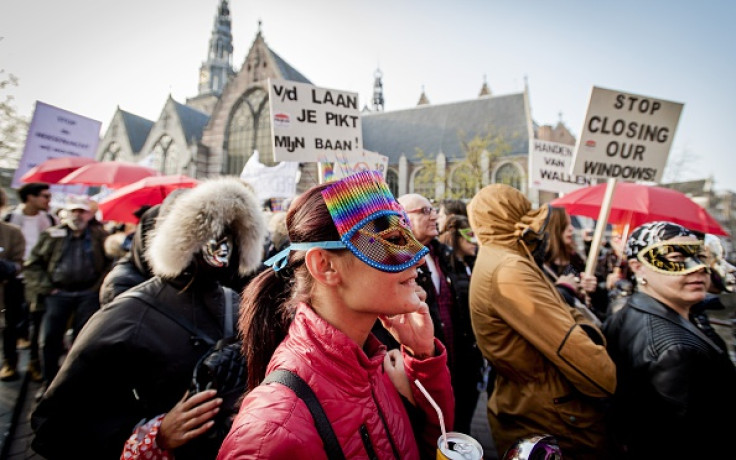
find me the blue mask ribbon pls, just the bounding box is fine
[263,241,347,272]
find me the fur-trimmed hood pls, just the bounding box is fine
[147,177,267,278]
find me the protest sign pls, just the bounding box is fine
[239,151,299,202]
[570,86,683,183]
[12,101,101,187]
[268,78,362,163]
[323,150,389,182]
[529,139,592,193]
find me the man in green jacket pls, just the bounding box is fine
[24,196,110,392]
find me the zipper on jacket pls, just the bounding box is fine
[359,424,379,460]
[370,389,401,460]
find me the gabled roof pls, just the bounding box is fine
[173,101,210,143]
[362,92,529,163]
[269,48,311,84]
[119,110,154,153]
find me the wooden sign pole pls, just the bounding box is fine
[585,178,617,276]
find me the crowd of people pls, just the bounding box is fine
[0,173,735,459]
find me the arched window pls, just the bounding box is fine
[494,162,524,191]
[411,167,435,199]
[100,142,120,162]
[225,88,273,175]
[386,169,399,197]
[150,135,175,174]
[254,101,272,165]
[449,164,476,200]
[163,145,179,175]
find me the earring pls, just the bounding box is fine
[636,276,647,286]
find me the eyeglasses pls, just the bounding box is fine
[406,206,438,216]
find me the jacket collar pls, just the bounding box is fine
[273,303,386,390]
[629,292,724,354]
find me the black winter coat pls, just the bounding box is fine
[98,206,159,307]
[31,275,240,460]
[602,292,736,459]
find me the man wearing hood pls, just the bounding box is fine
[467,184,616,459]
[31,177,267,460]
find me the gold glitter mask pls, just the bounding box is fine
[637,241,709,275]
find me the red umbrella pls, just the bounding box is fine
[58,161,159,188]
[550,182,729,236]
[98,175,199,223]
[20,156,97,184]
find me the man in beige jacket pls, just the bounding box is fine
[468,184,615,459]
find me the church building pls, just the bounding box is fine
[95,0,575,203]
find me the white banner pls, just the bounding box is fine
[324,150,389,182]
[12,101,101,187]
[239,151,300,202]
[268,78,362,163]
[529,139,592,193]
[570,86,683,183]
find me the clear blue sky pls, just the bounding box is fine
[2,0,734,190]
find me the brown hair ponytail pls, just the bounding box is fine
[240,182,342,390]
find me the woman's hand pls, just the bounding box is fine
[556,273,580,291]
[606,267,622,290]
[580,273,597,293]
[383,349,416,405]
[379,285,435,358]
[157,389,222,450]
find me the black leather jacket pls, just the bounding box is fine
[32,275,239,460]
[602,292,736,459]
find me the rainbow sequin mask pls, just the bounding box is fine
[263,171,428,273]
[637,241,709,275]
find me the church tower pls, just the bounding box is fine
[187,0,234,114]
[372,68,385,112]
[198,0,235,95]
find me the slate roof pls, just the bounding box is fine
[120,110,154,153]
[362,93,529,164]
[173,101,210,143]
[270,49,312,84]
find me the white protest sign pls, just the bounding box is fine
[12,101,101,187]
[268,78,362,163]
[325,150,389,182]
[239,151,300,202]
[529,139,592,193]
[570,86,683,183]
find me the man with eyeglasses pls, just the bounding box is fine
[1,182,58,381]
[372,193,481,435]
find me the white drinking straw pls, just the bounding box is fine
[414,379,448,450]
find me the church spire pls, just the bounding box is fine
[479,74,492,97]
[372,67,384,112]
[417,85,430,105]
[197,0,234,96]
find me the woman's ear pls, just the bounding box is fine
[304,248,341,286]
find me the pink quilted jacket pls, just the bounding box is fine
[218,303,454,459]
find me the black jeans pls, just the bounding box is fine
[40,290,99,382]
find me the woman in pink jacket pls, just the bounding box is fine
[218,171,454,460]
